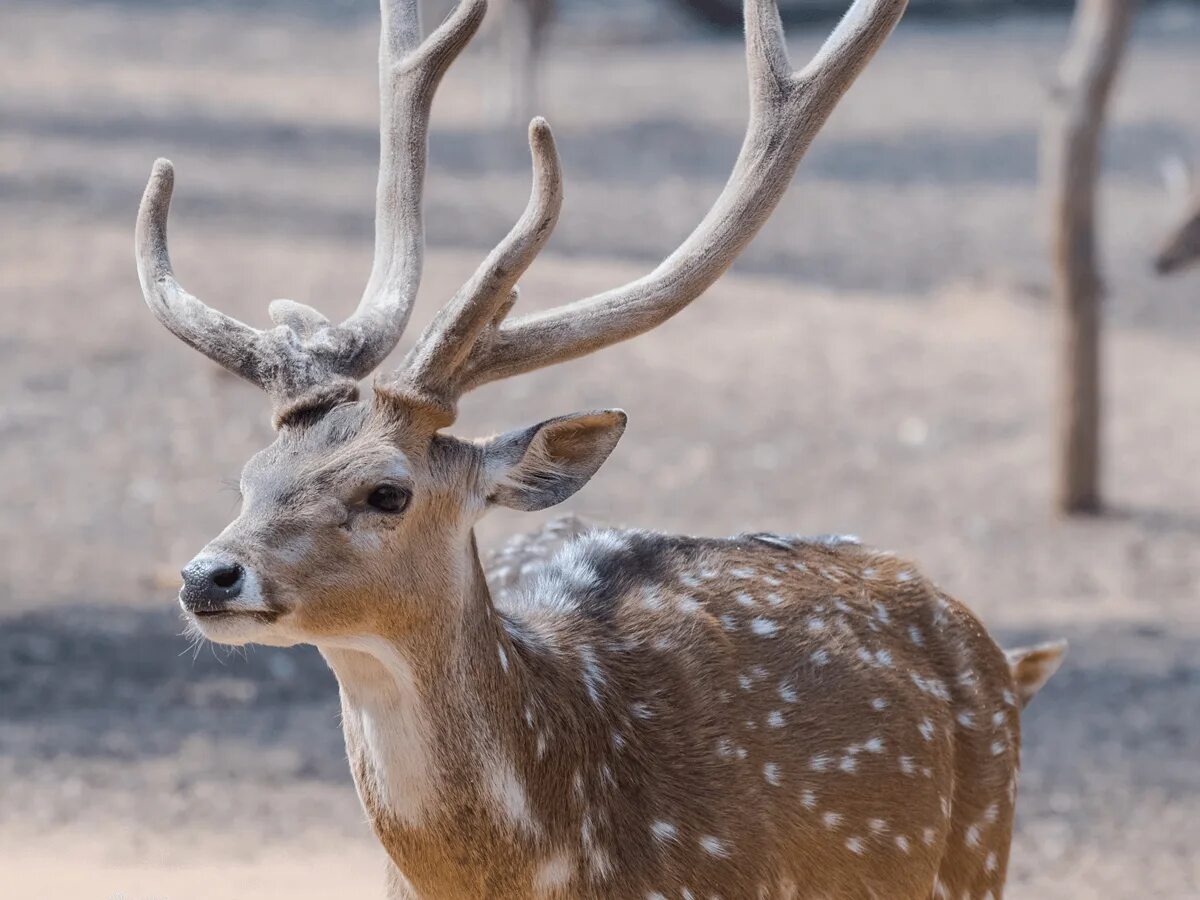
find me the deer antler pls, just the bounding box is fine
[387,116,563,418]
[135,0,486,419]
[383,0,907,418]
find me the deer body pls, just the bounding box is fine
[327,523,1029,900]
[132,0,1065,895]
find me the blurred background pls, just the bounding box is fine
[2,0,1198,896]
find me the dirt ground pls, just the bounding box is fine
[2,1,1199,897]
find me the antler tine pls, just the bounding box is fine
[386,117,563,415]
[348,0,489,374]
[445,0,906,393]
[136,159,275,388]
[134,0,486,415]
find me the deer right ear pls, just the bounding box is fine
[482,410,627,512]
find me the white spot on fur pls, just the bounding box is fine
[720,614,738,631]
[801,789,817,809]
[810,754,831,772]
[895,835,911,853]
[578,645,605,705]
[864,736,885,753]
[751,618,779,637]
[589,846,612,880]
[822,811,842,829]
[763,762,781,785]
[640,585,663,611]
[919,719,936,741]
[845,836,865,854]
[699,835,729,857]
[489,758,542,835]
[779,682,799,704]
[923,827,937,846]
[810,649,830,666]
[533,849,574,893]
[730,567,755,579]
[497,642,510,674]
[767,710,785,728]
[872,697,889,711]
[965,825,981,848]
[651,820,678,842]
[736,592,756,608]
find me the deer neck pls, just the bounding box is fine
[318,530,542,890]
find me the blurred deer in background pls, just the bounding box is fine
[496,0,553,122]
[1154,157,1200,276]
[134,0,1065,896]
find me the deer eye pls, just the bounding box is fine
[366,484,410,514]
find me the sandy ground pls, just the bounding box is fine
[2,1,1199,897]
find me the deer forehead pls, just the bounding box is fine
[238,403,470,502]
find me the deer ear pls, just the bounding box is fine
[483,410,627,512]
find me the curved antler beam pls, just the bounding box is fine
[136,158,275,387]
[134,0,486,416]
[448,0,908,392]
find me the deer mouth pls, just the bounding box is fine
[187,606,281,624]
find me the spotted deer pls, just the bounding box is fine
[136,0,1066,896]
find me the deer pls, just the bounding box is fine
[134,0,1067,896]
[1153,158,1200,276]
[495,0,553,123]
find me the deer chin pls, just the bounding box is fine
[184,608,298,648]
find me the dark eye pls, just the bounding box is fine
[366,484,410,514]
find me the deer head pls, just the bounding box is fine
[138,0,908,649]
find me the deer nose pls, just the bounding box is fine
[180,556,245,609]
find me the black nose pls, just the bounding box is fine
[180,557,245,609]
